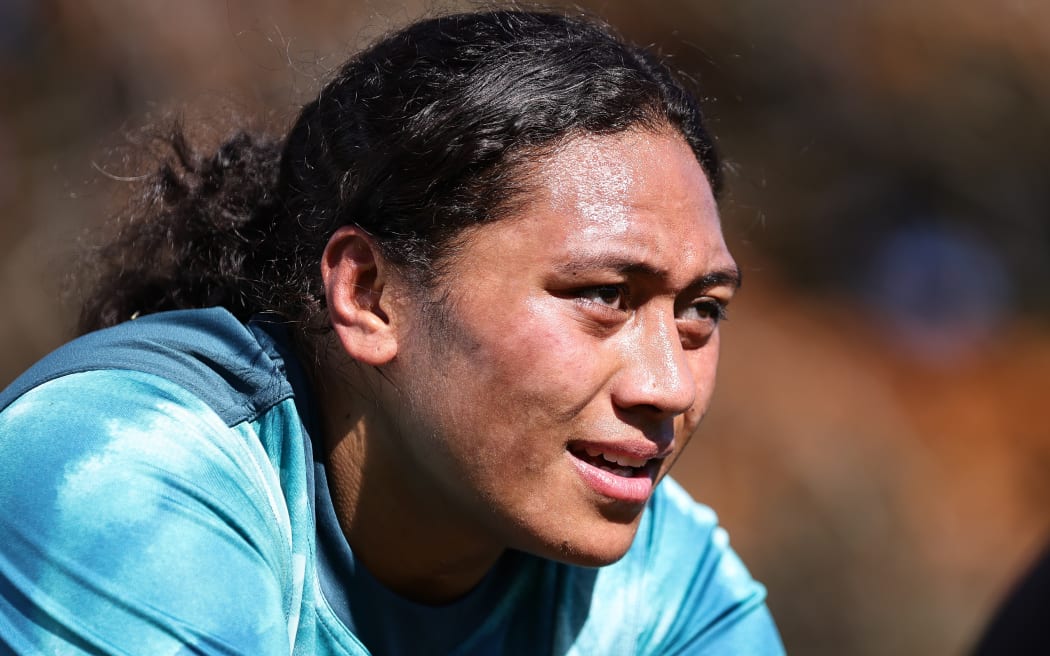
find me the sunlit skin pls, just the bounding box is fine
[315,128,739,604]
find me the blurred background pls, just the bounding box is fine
[1,1,1048,653]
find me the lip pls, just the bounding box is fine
[569,438,674,462]
[566,440,671,504]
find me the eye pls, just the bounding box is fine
[576,285,628,312]
[679,299,728,323]
[676,298,728,346]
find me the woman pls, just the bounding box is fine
[0,9,784,655]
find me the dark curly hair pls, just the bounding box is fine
[78,9,722,335]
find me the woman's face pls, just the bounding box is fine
[383,129,738,566]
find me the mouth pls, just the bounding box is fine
[566,443,665,504]
[568,445,654,478]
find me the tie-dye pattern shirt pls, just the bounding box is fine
[0,308,784,655]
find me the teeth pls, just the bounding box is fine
[607,453,647,468]
[582,447,647,469]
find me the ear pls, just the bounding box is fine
[321,226,399,365]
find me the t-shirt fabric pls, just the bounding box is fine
[0,308,785,655]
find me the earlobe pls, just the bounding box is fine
[321,226,399,365]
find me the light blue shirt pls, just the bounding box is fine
[0,308,784,655]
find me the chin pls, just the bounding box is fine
[553,539,635,569]
[532,515,643,568]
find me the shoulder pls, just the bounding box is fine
[0,307,294,426]
[0,310,311,653]
[0,368,297,652]
[564,478,785,655]
[0,309,307,537]
[0,367,284,501]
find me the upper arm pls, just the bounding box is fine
[569,479,784,655]
[0,370,293,655]
[655,526,783,655]
[639,481,784,655]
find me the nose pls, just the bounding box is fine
[611,311,697,418]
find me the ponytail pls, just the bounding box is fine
[78,127,282,334]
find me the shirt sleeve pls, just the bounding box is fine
[564,477,785,655]
[0,370,294,655]
[636,479,785,655]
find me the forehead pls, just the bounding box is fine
[504,129,730,281]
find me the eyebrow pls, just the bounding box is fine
[554,254,742,291]
[693,267,743,292]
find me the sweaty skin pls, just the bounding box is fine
[317,129,740,603]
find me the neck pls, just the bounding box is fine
[311,356,504,605]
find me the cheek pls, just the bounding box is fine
[428,298,610,475]
[426,301,597,480]
[469,298,600,397]
[682,335,722,433]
